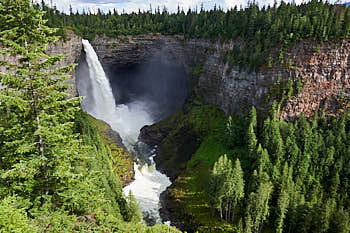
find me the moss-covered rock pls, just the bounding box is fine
[140,92,226,181]
[139,93,239,232]
[87,115,134,186]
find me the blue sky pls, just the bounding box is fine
[41,0,339,14]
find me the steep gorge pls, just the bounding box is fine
[40,33,349,122]
[9,32,347,231]
[89,34,350,119]
[83,34,350,232]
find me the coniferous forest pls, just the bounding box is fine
[0,0,176,232]
[207,107,350,233]
[43,0,350,70]
[1,0,350,232]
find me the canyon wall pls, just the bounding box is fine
[91,34,350,119]
[0,30,82,97]
[2,32,348,119]
[90,34,269,115]
[280,39,350,119]
[46,30,83,97]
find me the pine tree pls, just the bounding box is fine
[275,163,291,233]
[247,107,258,157]
[0,0,84,212]
[246,173,273,233]
[230,159,245,221]
[208,156,226,217]
[208,155,245,222]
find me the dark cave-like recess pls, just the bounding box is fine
[104,53,189,121]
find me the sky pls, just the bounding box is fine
[40,0,339,14]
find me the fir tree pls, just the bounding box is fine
[0,0,83,211]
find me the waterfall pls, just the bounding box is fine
[79,39,171,225]
[81,39,116,120]
[80,39,152,145]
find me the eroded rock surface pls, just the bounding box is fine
[91,35,350,120]
[280,39,350,119]
[0,30,82,97]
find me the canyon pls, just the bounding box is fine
[80,34,350,178]
[4,31,348,230]
[44,33,349,121]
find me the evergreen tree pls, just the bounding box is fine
[230,159,245,221]
[0,0,83,212]
[247,107,258,157]
[246,173,273,233]
[208,155,245,222]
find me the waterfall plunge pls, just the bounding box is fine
[79,39,171,225]
[81,40,152,146]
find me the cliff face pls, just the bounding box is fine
[182,39,271,115]
[280,39,350,119]
[46,30,82,97]
[0,30,82,97]
[2,32,348,119]
[91,35,349,119]
[91,34,162,68]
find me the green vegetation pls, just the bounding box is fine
[150,90,226,179]
[163,102,246,232]
[85,115,134,185]
[208,107,350,233]
[162,98,350,232]
[0,1,177,232]
[41,0,349,70]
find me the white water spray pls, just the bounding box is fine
[80,39,171,224]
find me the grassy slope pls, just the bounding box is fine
[167,134,240,232]
[73,111,180,232]
[155,97,240,232]
[88,115,134,185]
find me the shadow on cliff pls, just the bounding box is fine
[105,48,189,122]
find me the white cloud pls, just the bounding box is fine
[40,0,334,14]
[41,0,244,13]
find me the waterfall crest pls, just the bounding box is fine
[80,39,152,145]
[81,39,116,120]
[79,39,171,225]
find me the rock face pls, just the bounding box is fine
[91,34,161,68]
[91,35,350,120]
[181,39,271,115]
[183,38,350,119]
[89,35,274,115]
[45,30,83,97]
[280,39,350,120]
[139,125,169,146]
[0,30,82,97]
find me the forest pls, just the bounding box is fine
[0,0,176,232]
[1,0,350,232]
[42,0,350,70]
[206,106,350,232]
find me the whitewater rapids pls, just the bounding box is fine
[79,39,171,225]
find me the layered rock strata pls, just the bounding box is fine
[91,34,350,120]
[0,30,82,97]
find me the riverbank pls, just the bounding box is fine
[140,93,239,232]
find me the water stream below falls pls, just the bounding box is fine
[78,39,172,225]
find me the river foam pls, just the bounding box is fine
[79,39,172,225]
